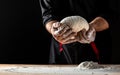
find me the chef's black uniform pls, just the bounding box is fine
[40,0,112,64]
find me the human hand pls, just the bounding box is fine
[52,16,89,44]
[51,22,78,44]
[76,25,96,44]
[76,16,109,44]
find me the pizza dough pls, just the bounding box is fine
[60,16,89,32]
[60,16,95,43]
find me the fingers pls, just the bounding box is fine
[61,32,77,44]
[62,29,73,39]
[76,24,96,44]
[51,22,70,36]
[51,22,77,44]
[51,22,96,44]
[81,29,89,40]
[52,22,61,29]
[77,27,95,44]
[77,31,91,44]
[58,24,70,37]
[54,31,77,44]
[51,22,64,36]
[86,26,96,42]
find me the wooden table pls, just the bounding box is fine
[0,64,120,75]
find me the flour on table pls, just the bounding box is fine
[77,61,108,69]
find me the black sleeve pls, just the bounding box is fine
[39,0,71,26]
[40,0,56,25]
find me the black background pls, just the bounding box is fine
[0,0,120,64]
[0,0,51,64]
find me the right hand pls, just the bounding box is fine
[51,22,78,44]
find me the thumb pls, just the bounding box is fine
[52,22,61,28]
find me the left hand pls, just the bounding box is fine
[76,25,96,44]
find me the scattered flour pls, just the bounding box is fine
[0,62,119,75]
[77,61,110,69]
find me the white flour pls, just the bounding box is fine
[0,62,120,75]
[77,61,107,69]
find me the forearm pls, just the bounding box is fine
[89,17,109,32]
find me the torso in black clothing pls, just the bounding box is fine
[40,0,112,64]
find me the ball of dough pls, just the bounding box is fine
[60,16,89,32]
